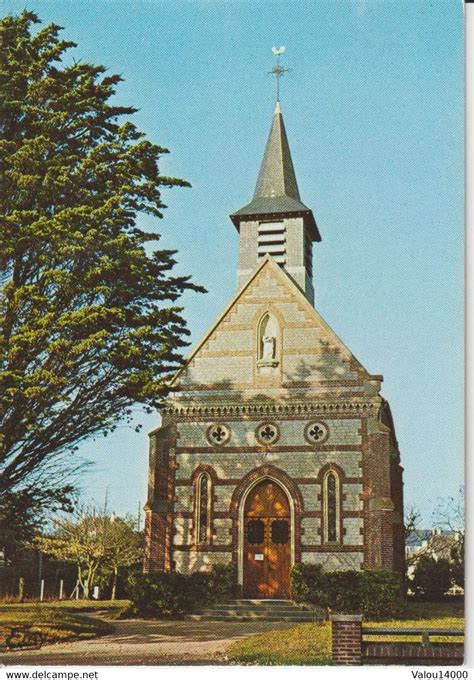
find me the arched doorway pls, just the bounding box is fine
[243,479,291,598]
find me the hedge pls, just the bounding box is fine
[126,563,238,618]
[291,564,402,619]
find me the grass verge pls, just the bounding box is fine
[0,600,129,648]
[228,621,332,666]
[227,601,464,665]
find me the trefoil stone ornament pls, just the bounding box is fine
[206,423,231,447]
[255,421,280,446]
[304,420,330,445]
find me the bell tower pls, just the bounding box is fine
[230,101,321,305]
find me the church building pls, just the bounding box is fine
[144,98,405,599]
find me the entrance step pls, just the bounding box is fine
[186,599,324,623]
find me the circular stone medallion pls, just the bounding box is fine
[255,421,280,446]
[206,423,231,446]
[304,420,330,445]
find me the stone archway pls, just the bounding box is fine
[242,478,292,598]
[230,465,304,597]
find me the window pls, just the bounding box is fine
[196,473,212,544]
[323,470,341,544]
[247,519,265,544]
[271,519,289,544]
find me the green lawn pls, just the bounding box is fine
[228,601,464,665]
[0,600,129,648]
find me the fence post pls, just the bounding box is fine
[18,577,25,602]
[330,614,363,665]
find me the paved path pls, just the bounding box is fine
[0,618,296,665]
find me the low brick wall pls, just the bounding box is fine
[363,642,464,666]
[330,615,363,665]
[330,616,464,666]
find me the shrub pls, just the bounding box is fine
[291,563,326,606]
[207,563,239,601]
[411,556,452,600]
[126,563,238,618]
[126,571,197,618]
[326,571,363,613]
[291,564,402,619]
[360,570,403,618]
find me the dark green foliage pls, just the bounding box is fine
[126,571,193,618]
[0,11,204,500]
[207,563,239,601]
[359,569,404,619]
[290,563,325,605]
[0,486,72,564]
[126,564,238,618]
[326,570,363,613]
[450,539,464,589]
[291,565,402,619]
[411,556,453,600]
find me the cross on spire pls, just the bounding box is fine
[269,46,290,102]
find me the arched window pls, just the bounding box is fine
[323,470,341,543]
[196,473,212,544]
[257,312,279,365]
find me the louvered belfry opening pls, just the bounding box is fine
[257,221,286,265]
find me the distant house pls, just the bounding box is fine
[406,528,463,594]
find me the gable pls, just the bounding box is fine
[173,257,381,397]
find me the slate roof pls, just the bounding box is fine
[406,529,458,553]
[230,102,321,242]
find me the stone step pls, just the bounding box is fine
[186,613,320,622]
[201,607,319,615]
[186,599,324,623]
[210,604,315,613]
[230,599,293,605]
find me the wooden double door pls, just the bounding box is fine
[243,480,291,598]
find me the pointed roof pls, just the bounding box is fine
[230,102,321,241]
[254,101,301,202]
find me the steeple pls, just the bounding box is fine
[253,100,301,204]
[230,102,321,304]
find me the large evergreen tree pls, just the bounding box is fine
[0,11,203,500]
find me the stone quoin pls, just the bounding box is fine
[143,98,405,598]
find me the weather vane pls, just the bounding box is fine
[269,46,290,102]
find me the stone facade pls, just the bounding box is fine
[143,258,405,584]
[144,101,404,591]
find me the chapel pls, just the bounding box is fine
[144,98,405,599]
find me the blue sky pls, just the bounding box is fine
[5,0,464,525]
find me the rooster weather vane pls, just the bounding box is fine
[269,46,290,102]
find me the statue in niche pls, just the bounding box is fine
[262,334,275,360]
[258,313,279,369]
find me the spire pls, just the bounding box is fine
[230,103,321,242]
[253,100,301,202]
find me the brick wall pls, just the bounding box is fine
[143,424,175,572]
[330,618,463,666]
[330,615,363,665]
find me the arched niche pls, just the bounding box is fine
[257,312,280,370]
